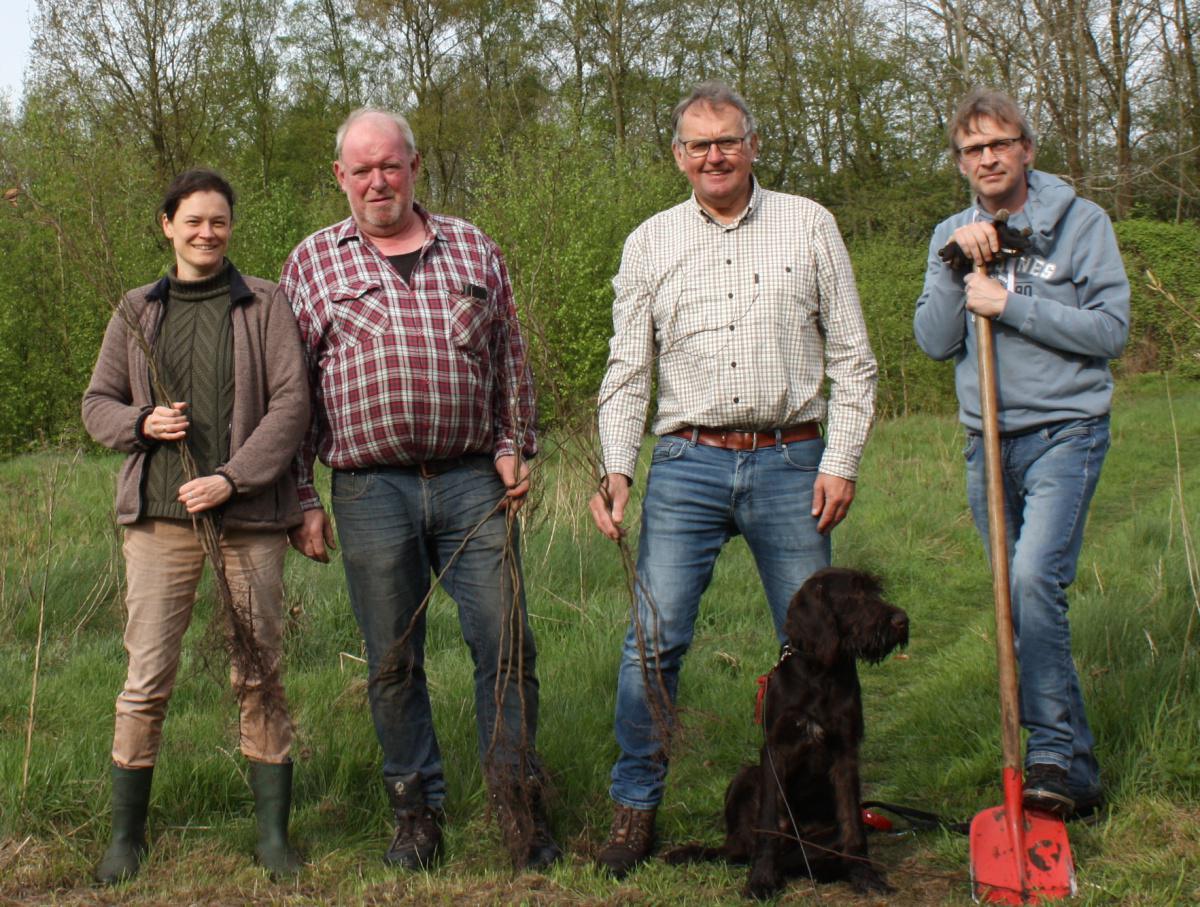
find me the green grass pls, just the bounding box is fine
[1,374,1198,904]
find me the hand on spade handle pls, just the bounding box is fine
[938,210,1031,271]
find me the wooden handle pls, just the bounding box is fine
[974,262,1022,771]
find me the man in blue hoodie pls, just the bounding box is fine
[914,89,1129,821]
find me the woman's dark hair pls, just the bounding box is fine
[160,169,236,221]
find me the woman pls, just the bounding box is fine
[82,169,309,883]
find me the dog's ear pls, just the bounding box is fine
[786,572,841,666]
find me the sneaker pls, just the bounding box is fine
[1023,764,1075,817]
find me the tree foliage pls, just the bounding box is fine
[2,0,1199,452]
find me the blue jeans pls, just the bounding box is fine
[964,416,1109,798]
[331,456,539,808]
[609,435,831,809]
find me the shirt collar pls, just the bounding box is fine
[336,203,440,250]
[689,175,760,230]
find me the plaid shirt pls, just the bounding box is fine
[598,181,877,480]
[282,208,536,509]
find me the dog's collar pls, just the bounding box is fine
[777,643,798,664]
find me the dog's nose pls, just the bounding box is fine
[892,612,909,633]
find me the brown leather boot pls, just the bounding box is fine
[383,772,443,869]
[596,804,656,878]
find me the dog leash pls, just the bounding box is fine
[753,643,797,725]
[860,800,970,835]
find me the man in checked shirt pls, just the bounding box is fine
[282,108,560,871]
[588,81,878,877]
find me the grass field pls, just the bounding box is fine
[1,373,1197,905]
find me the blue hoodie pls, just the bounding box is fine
[913,170,1129,433]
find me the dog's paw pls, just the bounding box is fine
[848,864,893,895]
[745,868,784,901]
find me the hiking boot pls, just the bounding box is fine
[524,792,563,871]
[1067,787,1106,824]
[596,804,655,879]
[383,772,442,869]
[487,771,563,871]
[94,765,154,885]
[1023,764,1075,817]
[249,760,303,878]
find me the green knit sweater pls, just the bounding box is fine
[143,264,235,520]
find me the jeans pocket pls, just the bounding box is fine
[963,432,981,461]
[331,469,376,504]
[1040,416,1107,444]
[651,437,689,464]
[780,438,822,471]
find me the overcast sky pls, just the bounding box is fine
[1,0,34,104]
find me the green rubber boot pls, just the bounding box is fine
[249,761,303,878]
[94,765,153,885]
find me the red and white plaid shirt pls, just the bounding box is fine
[281,207,537,509]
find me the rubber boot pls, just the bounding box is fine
[249,760,303,878]
[94,765,153,885]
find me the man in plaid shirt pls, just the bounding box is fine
[588,81,878,877]
[282,108,559,871]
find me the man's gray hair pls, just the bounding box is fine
[671,80,757,143]
[949,89,1036,155]
[334,107,418,160]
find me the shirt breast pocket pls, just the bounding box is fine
[329,281,390,346]
[760,262,816,332]
[448,284,492,355]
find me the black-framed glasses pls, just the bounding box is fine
[678,133,751,158]
[956,136,1024,160]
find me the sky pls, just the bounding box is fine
[0,0,34,104]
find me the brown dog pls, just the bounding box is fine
[663,568,909,899]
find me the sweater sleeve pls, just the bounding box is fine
[218,287,311,495]
[913,222,970,362]
[81,299,155,453]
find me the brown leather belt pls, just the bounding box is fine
[670,423,820,451]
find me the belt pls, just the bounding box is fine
[670,423,820,451]
[339,456,480,480]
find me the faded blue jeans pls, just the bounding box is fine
[609,434,831,810]
[965,415,1109,799]
[331,456,539,809]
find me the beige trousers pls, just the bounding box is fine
[113,519,293,767]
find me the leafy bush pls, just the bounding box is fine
[1113,219,1200,378]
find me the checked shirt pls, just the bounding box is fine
[282,208,536,509]
[598,181,877,481]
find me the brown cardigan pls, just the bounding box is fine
[82,266,309,531]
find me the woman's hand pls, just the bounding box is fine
[178,474,234,514]
[144,402,190,441]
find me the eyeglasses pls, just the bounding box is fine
[956,137,1024,161]
[678,134,751,158]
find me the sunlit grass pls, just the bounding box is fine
[1,373,1197,904]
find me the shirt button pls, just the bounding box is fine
[727,292,733,299]
[731,362,737,368]
[733,396,740,403]
[726,259,732,265]
[729,325,735,331]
